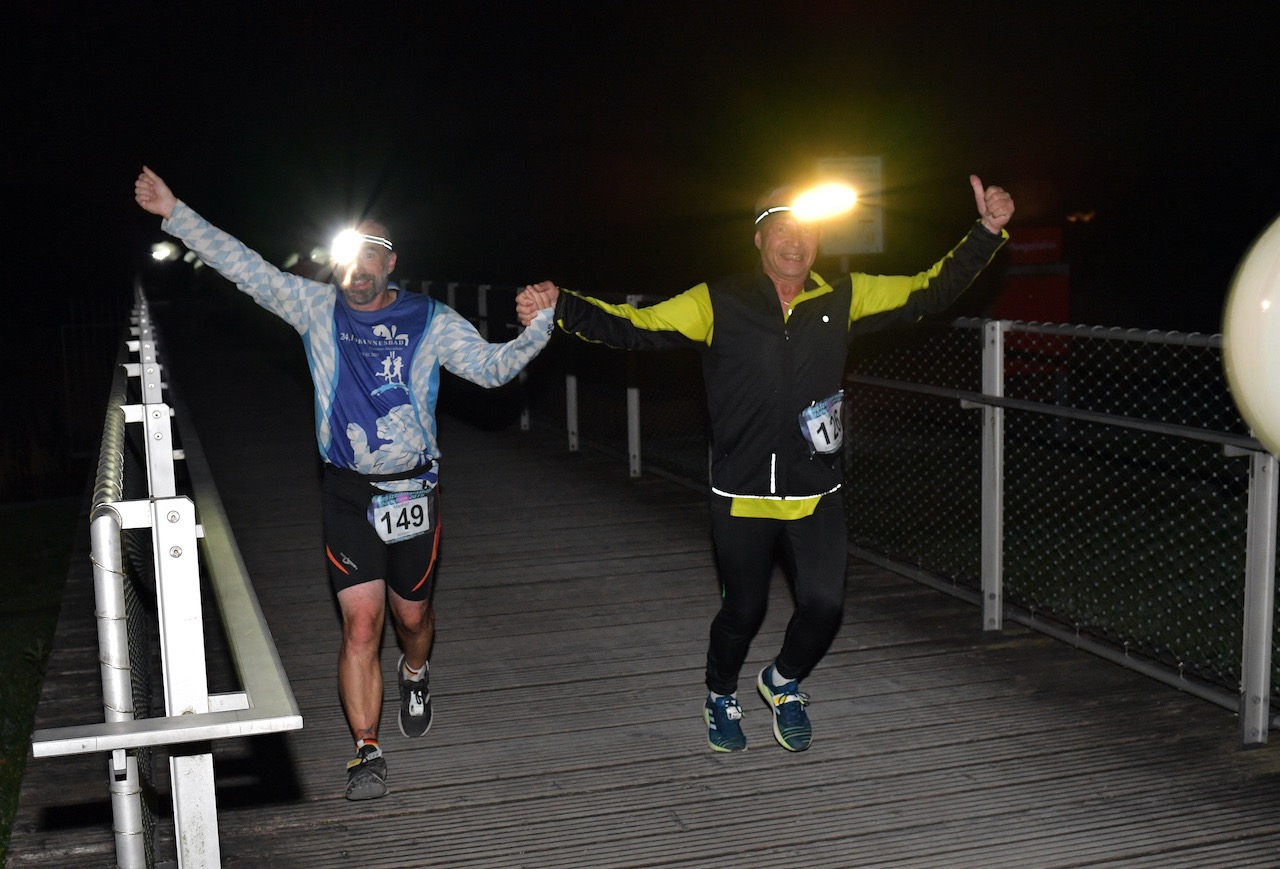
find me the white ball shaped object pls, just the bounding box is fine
[1223,212,1280,457]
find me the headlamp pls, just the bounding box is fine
[330,228,394,265]
[754,183,858,226]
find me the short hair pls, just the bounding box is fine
[752,186,800,227]
[354,219,393,251]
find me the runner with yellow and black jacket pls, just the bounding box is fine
[519,175,1014,753]
[553,222,1006,503]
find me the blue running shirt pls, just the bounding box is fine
[163,202,554,489]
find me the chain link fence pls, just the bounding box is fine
[844,320,1268,702]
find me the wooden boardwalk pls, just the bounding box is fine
[11,300,1280,867]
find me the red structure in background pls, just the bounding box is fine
[989,225,1070,324]
[988,226,1073,377]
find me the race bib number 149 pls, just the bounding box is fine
[369,490,432,544]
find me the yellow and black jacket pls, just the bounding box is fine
[554,222,1006,510]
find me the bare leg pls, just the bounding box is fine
[337,580,388,743]
[388,590,434,672]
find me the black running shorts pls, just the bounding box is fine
[321,465,441,602]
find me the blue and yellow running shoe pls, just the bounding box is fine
[704,694,747,752]
[757,665,811,751]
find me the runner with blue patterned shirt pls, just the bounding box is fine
[135,166,556,800]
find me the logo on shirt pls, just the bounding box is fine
[338,323,413,348]
[356,323,413,398]
[373,324,411,345]
[373,350,408,397]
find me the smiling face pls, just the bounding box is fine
[755,214,820,287]
[335,220,397,310]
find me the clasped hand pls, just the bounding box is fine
[516,281,559,327]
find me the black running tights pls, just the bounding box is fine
[704,496,847,695]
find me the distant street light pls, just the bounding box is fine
[150,241,179,262]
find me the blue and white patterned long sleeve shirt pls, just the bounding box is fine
[162,201,554,490]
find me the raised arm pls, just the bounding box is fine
[844,176,1014,335]
[972,174,1015,235]
[132,165,331,330]
[134,166,177,220]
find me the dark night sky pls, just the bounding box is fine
[6,2,1280,333]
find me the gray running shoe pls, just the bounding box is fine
[398,654,433,738]
[345,744,387,801]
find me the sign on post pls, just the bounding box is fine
[815,156,884,257]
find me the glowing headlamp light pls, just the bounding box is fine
[754,183,858,225]
[330,228,394,265]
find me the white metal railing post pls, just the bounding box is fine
[980,320,1007,630]
[151,498,210,715]
[122,403,178,499]
[128,302,166,408]
[126,316,181,498]
[151,495,220,866]
[1239,449,1278,746]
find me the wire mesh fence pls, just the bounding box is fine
[843,320,1264,699]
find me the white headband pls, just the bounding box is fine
[753,205,793,226]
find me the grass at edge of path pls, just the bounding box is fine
[0,497,79,866]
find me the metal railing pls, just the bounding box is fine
[30,288,302,868]
[425,281,1278,748]
[840,319,1277,746]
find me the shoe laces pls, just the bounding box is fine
[406,685,426,717]
[716,697,744,721]
[767,686,809,708]
[349,744,382,769]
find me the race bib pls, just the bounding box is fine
[369,490,432,544]
[800,390,844,455]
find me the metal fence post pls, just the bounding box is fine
[151,494,220,866]
[518,370,531,432]
[91,508,147,869]
[1239,449,1278,746]
[981,320,1007,630]
[477,284,490,340]
[122,402,178,499]
[627,383,641,478]
[625,296,644,478]
[107,752,146,868]
[566,373,579,452]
